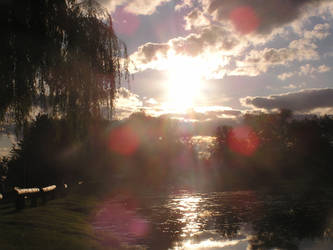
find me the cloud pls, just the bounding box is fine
[125,0,171,15]
[130,25,245,78]
[130,0,331,78]
[278,72,295,81]
[202,0,330,35]
[304,23,331,40]
[278,63,330,80]
[112,88,241,121]
[184,9,210,30]
[299,64,331,76]
[318,65,331,73]
[231,46,318,76]
[241,88,333,112]
[97,0,172,15]
[131,42,170,67]
[0,147,10,157]
[0,148,9,157]
[282,83,306,89]
[96,0,126,12]
[175,0,193,11]
[0,133,15,157]
[113,87,143,119]
[232,23,330,76]
[160,107,242,124]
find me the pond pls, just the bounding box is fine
[93,190,333,249]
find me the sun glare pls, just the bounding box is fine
[164,56,205,112]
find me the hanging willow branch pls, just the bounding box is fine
[0,0,128,129]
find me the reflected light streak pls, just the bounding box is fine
[172,195,202,238]
[176,238,247,249]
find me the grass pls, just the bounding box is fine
[0,185,139,250]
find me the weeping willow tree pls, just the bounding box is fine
[0,0,128,132]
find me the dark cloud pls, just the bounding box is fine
[241,88,333,112]
[205,0,328,34]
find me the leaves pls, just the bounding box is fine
[0,0,128,130]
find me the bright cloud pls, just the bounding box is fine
[278,64,331,80]
[113,87,241,121]
[233,23,330,76]
[107,0,333,118]
[129,0,333,79]
[278,72,295,81]
[97,0,172,15]
[114,87,143,119]
[130,25,243,78]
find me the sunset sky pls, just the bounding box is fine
[103,0,333,120]
[1,0,333,156]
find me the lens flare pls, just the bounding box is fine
[109,126,139,155]
[230,6,259,34]
[93,194,150,246]
[113,6,140,36]
[228,126,259,156]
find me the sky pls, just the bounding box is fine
[99,0,333,122]
[2,0,333,156]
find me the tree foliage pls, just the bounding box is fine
[210,110,333,189]
[0,0,128,129]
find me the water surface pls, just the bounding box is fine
[94,190,333,249]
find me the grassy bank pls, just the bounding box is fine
[0,185,136,250]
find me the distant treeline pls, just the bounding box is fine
[1,110,333,192]
[0,112,197,191]
[209,109,333,190]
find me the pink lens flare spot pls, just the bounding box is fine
[109,126,139,155]
[129,218,150,238]
[228,126,260,156]
[113,6,140,36]
[230,6,260,34]
[93,196,150,244]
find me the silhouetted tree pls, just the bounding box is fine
[7,115,65,186]
[0,0,128,131]
[0,157,8,177]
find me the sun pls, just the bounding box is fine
[163,55,204,112]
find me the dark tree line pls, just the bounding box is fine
[210,110,333,190]
[3,112,198,189]
[2,108,333,191]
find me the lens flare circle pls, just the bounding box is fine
[228,126,259,156]
[230,6,259,34]
[109,126,139,155]
[113,6,140,36]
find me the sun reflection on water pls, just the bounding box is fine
[169,193,251,250]
[173,196,202,238]
[177,238,247,249]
